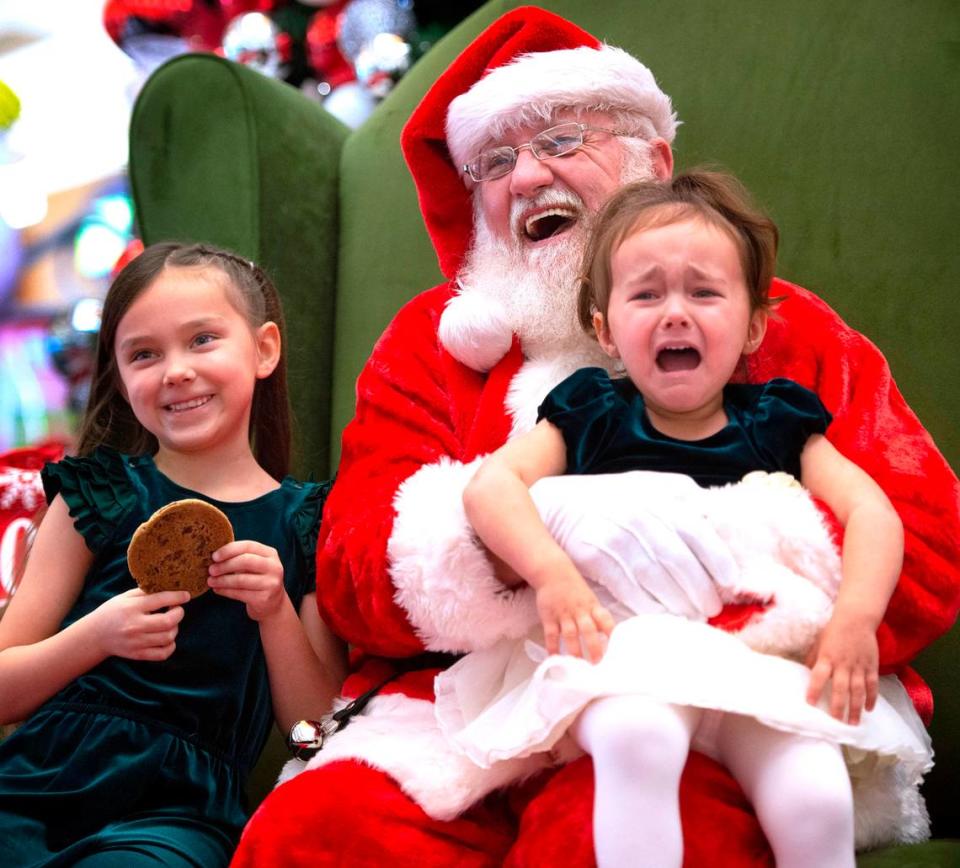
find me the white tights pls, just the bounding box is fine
[572,695,855,868]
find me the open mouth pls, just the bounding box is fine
[166,395,212,413]
[656,347,701,372]
[523,207,577,242]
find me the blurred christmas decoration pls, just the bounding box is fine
[47,298,102,417]
[46,189,136,415]
[321,81,375,128]
[353,31,412,99]
[337,0,415,66]
[304,0,354,93]
[0,319,72,454]
[0,78,48,232]
[334,0,414,106]
[222,11,291,79]
[0,442,65,610]
[111,238,146,278]
[102,1,486,127]
[0,80,21,131]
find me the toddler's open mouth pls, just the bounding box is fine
[656,347,701,372]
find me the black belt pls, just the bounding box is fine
[286,651,462,759]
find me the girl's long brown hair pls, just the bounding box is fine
[77,242,292,480]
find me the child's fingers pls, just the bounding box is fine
[208,572,258,590]
[576,613,604,663]
[828,668,850,721]
[208,586,249,604]
[593,605,615,637]
[865,670,879,712]
[560,617,582,658]
[212,540,276,563]
[141,590,192,610]
[146,604,185,630]
[543,621,561,656]
[209,552,268,577]
[806,659,832,707]
[847,670,866,725]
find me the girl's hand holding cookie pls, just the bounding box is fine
[92,587,190,661]
[207,540,287,622]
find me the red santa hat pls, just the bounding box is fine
[401,6,677,280]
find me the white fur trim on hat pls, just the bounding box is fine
[446,45,678,172]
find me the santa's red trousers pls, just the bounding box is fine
[231,752,774,867]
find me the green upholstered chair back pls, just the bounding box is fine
[129,0,959,852]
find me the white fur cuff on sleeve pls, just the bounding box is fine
[389,457,538,652]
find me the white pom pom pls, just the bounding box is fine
[438,290,514,372]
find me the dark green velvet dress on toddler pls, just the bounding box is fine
[538,369,832,485]
[0,447,326,867]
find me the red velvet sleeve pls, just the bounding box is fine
[316,285,475,656]
[750,280,960,670]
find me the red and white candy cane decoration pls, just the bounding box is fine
[0,443,64,608]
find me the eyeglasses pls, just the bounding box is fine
[462,122,627,183]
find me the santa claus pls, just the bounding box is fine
[231,7,960,866]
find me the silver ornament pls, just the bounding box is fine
[354,32,412,99]
[337,0,415,64]
[221,12,286,79]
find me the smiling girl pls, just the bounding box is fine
[441,172,931,867]
[0,242,345,867]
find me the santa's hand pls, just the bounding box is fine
[529,472,737,620]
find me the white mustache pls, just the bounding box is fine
[510,187,585,239]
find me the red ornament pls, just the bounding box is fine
[305,1,355,88]
[103,0,281,54]
[111,238,145,279]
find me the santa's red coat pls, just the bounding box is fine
[231,273,959,867]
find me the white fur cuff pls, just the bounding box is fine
[389,457,539,652]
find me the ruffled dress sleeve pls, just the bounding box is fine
[40,447,139,554]
[537,367,630,474]
[747,378,833,478]
[290,479,332,597]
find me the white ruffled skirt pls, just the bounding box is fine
[434,614,933,848]
[435,475,935,847]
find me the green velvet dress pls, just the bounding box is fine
[538,370,832,485]
[0,448,326,868]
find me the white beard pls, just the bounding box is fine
[456,140,656,363]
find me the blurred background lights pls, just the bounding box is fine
[70,297,102,334]
[74,217,129,279]
[0,157,48,230]
[93,193,133,236]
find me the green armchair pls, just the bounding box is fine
[128,0,960,862]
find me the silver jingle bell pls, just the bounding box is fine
[286,717,338,760]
